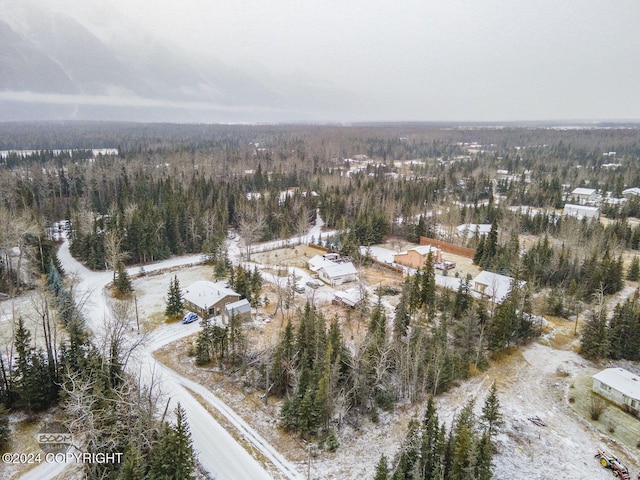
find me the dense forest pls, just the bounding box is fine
[2,122,640,478]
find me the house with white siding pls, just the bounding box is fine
[570,187,598,204]
[563,204,599,220]
[592,368,640,416]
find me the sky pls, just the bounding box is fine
[3,0,640,122]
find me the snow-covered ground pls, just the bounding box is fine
[8,213,640,479]
[17,239,300,480]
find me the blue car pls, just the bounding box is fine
[182,312,199,324]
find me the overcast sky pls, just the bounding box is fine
[5,0,640,122]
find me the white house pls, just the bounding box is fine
[563,204,600,220]
[318,262,358,286]
[456,223,492,239]
[570,187,597,204]
[183,281,240,319]
[592,367,640,416]
[472,271,524,304]
[623,187,640,199]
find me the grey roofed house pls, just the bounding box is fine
[318,262,358,286]
[592,367,640,415]
[472,271,524,304]
[182,280,240,319]
[562,203,599,220]
[570,187,598,204]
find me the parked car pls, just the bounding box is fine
[306,280,322,289]
[294,284,306,293]
[182,312,199,324]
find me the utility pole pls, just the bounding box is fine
[134,294,140,334]
[264,363,269,406]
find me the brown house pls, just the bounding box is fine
[182,280,241,319]
[393,245,442,269]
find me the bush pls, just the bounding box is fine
[590,394,605,421]
[325,430,339,452]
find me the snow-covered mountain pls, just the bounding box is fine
[0,2,357,122]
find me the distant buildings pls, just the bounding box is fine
[456,224,492,239]
[623,187,640,199]
[569,187,598,204]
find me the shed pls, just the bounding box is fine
[224,298,252,323]
[592,367,640,416]
[182,280,240,319]
[333,288,364,307]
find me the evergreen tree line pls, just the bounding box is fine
[581,292,640,362]
[254,271,531,440]
[520,236,624,298]
[375,383,502,480]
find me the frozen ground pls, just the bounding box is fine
[5,215,640,479]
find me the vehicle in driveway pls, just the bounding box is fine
[295,284,306,293]
[182,312,199,324]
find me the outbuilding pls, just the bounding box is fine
[592,367,640,416]
[223,298,252,323]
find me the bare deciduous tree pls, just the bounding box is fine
[238,210,266,261]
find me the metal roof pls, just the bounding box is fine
[183,280,239,310]
[593,368,640,401]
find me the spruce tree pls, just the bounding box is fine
[580,299,609,360]
[148,404,195,480]
[628,256,640,281]
[165,276,184,319]
[420,396,440,480]
[114,263,133,297]
[480,381,503,439]
[474,432,493,480]
[0,403,10,446]
[374,454,390,480]
[117,441,147,480]
[172,404,195,479]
